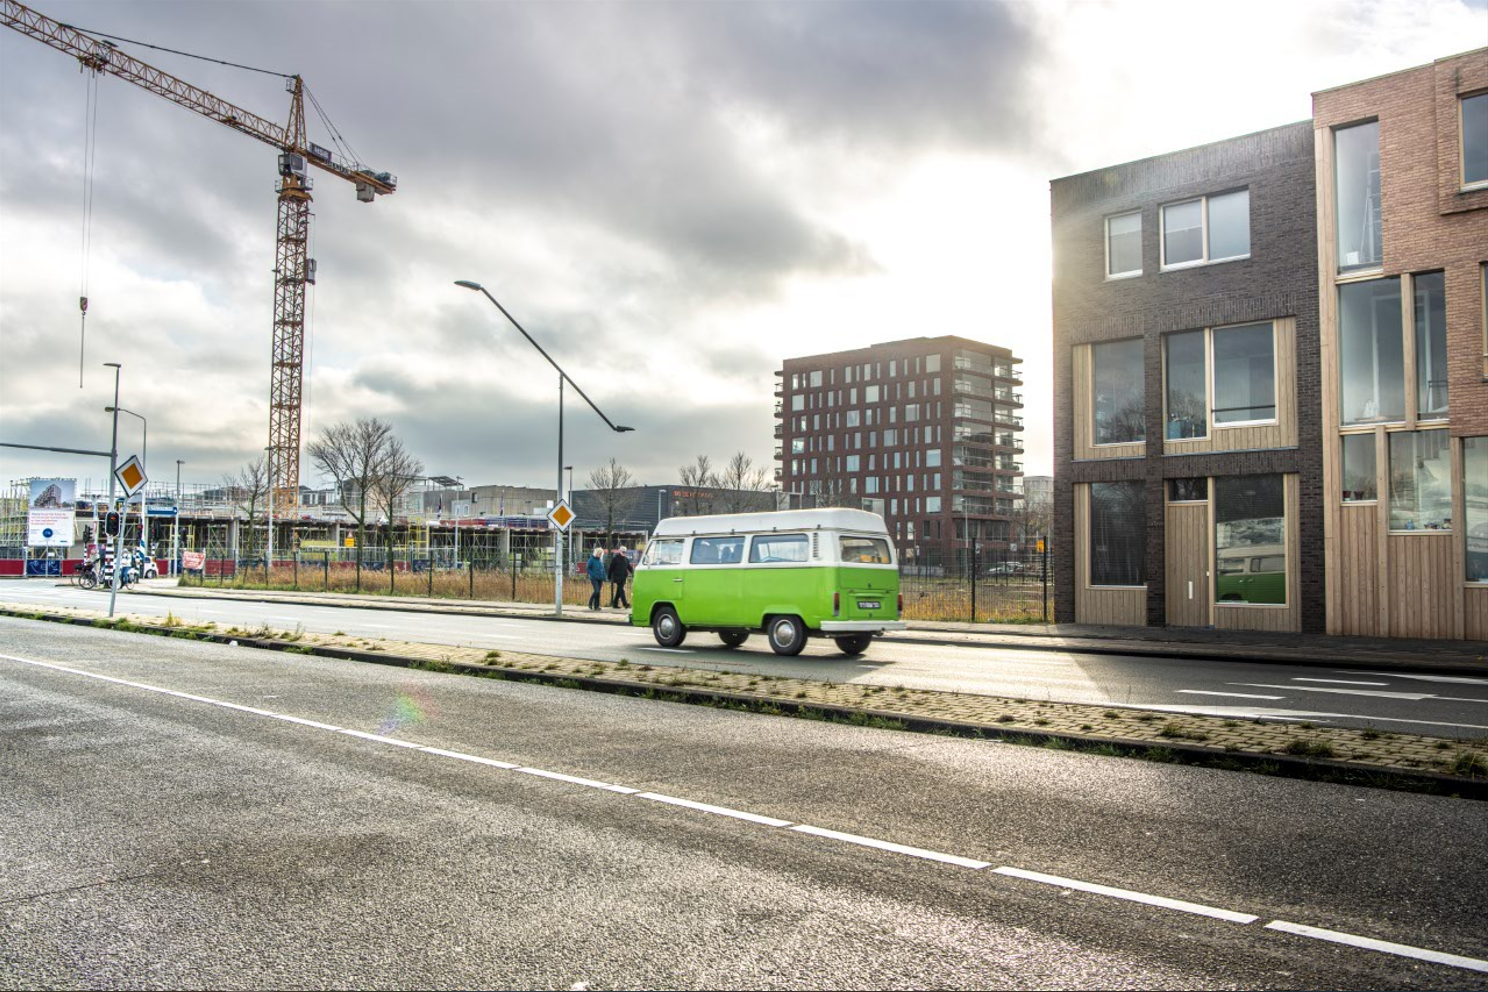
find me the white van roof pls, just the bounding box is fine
[652,507,888,538]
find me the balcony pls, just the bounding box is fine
[953,403,995,422]
[953,355,995,376]
[773,446,783,460]
[994,389,1023,407]
[773,423,783,439]
[951,495,998,514]
[773,401,783,416]
[993,411,1023,430]
[953,425,996,445]
[951,475,1000,494]
[953,378,996,400]
[993,364,1021,383]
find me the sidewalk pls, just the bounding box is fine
[125,581,1488,674]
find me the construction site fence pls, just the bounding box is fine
[175,546,1053,623]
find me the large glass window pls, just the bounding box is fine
[1466,437,1488,581]
[749,533,808,564]
[1107,211,1142,277]
[690,536,746,565]
[1092,339,1145,444]
[1463,93,1488,187]
[1089,481,1145,586]
[1161,190,1249,268]
[1389,430,1452,531]
[1212,322,1276,424]
[840,536,892,564]
[1169,478,1207,502]
[1339,278,1404,425]
[1335,121,1382,271]
[1164,331,1206,439]
[643,539,684,566]
[1414,271,1448,418]
[1215,475,1286,605]
[1341,434,1377,502]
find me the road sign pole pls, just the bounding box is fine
[107,367,121,617]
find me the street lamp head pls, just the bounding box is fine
[454,280,483,291]
[103,361,121,369]
[614,425,636,433]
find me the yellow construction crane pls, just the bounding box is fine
[1,0,396,507]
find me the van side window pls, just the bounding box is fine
[840,536,892,564]
[690,536,745,565]
[644,539,684,566]
[749,533,809,563]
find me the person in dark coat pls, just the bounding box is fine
[585,547,606,610]
[608,545,632,609]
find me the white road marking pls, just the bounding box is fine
[7,648,1488,974]
[1177,690,1285,700]
[1233,683,1435,701]
[1265,920,1488,974]
[994,867,1259,924]
[1339,672,1488,686]
[789,824,991,869]
[637,793,793,827]
[639,647,693,654]
[1292,678,1388,687]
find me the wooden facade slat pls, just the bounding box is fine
[1387,534,1455,639]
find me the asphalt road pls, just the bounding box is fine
[6,581,1488,739]
[2,616,1486,990]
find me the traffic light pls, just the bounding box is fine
[104,511,120,537]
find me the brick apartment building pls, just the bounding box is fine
[774,336,1024,570]
[1051,47,1488,640]
[1051,122,1324,631]
[1314,49,1488,639]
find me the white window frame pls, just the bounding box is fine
[1159,189,1251,271]
[1104,210,1142,280]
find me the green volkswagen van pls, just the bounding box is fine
[630,508,906,656]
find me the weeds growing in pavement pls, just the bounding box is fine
[1158,721,1211,743]
[1451,751,1487,776]
[1282,739,1336,759]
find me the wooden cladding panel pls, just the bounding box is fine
[1164,501,1210,627]
[1074,484,1147,626]
[1163,317,1299,456]
[1335,505,1382,636]
[1387,535,1455,640]
[1465,587,1488,642]
[1214,473,1301,633]
[1073,344,1143,461]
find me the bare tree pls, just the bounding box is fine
[676,455,715,516]
[369,436,425,593]
[306,417,393,591]
[222,456,269,560]
[807,477,857,509]
[587,458,634,547]
[716,451,773,514]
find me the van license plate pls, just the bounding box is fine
[857,600,881,610]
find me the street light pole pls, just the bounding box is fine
[103,363,122,617]
[564,463,574,570]
[455,279,634,617]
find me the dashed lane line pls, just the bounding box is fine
[4,650,1486,976]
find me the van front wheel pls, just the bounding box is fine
[766,615,807,656]
[653,606,686,648]
[834,634,873,656]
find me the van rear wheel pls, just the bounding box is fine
[766,615,807,656]
[834,634,873,656]
[653,606,686,648]
[718,631,749,648]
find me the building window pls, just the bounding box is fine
[1341,434,1377,502]
[926,449,941,468]
[1389,430,1452,531]
[1335,120,1381,272]
[1212,322,1276,424]
[1339,278,1404,425]
[1414,271,1448,418]
[1215,474,1286,605]
[1168,478,1207,502]
[809,370,823,387]
[1088,481,1145,586]
[926,496,942,513]
[1164,330,1206,439]
[926,354,941,373]
[1466,438,1488,581]
[845,455,860,472]
[1160,190,1249,269]
[1463,92,1488,188]
[1092,338,1145,444]
[1106,210,1142,278]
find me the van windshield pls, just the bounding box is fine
[840,536,892,564]
[644,539,684,566]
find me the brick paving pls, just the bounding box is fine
[6,599,1486,789]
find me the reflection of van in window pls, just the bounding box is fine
[1215,542,1286,604]
[631,508,905,656]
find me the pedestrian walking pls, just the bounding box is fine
[608,545,631,609]
[586,547,606,610]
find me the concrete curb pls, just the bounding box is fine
[125,584,1486,674]
[7,605,1484,801]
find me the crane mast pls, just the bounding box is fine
[1,1,396,508]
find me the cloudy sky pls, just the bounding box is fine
[2,0,1485,496]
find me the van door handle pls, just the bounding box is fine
[674,577,683,582]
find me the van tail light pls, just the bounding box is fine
[833,592,840,616]
[897,593,903,615]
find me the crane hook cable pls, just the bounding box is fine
[58,22,292,79]
[77,62,100,388]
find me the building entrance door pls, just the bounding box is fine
[1165,501,1210,627]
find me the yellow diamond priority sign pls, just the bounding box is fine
[115,455,148,499]
[547,499,575,532]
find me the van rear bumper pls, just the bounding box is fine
[818,621,907,633]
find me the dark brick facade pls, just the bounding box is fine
[1050,122,1325,631]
